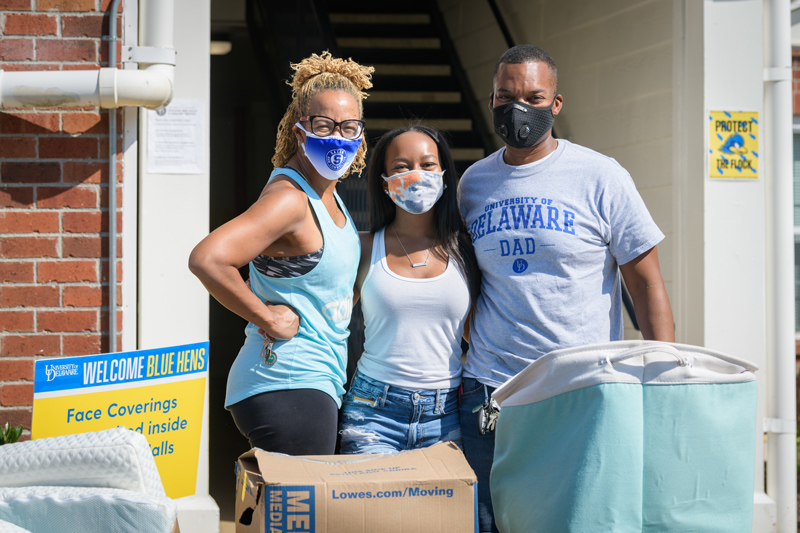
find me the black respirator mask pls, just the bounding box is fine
[491,95,558,149]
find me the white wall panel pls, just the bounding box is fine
[597,42,673,102]
[136,0,218,529]
[702,0,766,361]
[603,138,674,190]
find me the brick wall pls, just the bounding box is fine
[0,0,123,439]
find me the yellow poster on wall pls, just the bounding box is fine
[32,341,209,499]
[708,110,759,179]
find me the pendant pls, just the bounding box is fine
[390,224,435,269]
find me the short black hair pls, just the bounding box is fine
[493,44,558,88]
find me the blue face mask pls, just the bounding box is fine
[296,124,362,180]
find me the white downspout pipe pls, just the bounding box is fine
[104,0,176,347]
[0,68,173,109]
[108,0,121,350]
[764,0,797,531]
[0,0,175,110]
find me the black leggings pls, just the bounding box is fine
[229,389,338,455]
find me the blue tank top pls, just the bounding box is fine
[225,167,360,408]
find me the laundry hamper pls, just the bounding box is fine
[490,341,757,533]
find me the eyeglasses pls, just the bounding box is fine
[299,115,365,140]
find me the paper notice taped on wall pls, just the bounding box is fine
[147,99,205,175]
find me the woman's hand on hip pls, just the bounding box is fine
[261,303,300,340]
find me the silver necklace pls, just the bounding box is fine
[391,224,436,268]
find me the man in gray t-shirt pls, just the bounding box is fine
[457,44,674,533]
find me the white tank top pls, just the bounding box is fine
[357,227,471,390]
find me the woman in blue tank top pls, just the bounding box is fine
[338,126,481,454]
[189,53,371,455]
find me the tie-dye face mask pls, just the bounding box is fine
[382,169,446,214]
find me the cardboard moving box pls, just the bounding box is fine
[234,441,477,533]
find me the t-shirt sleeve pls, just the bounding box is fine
[604,169,665,266]
[457,175,468,216]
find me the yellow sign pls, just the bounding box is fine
[708,111,759,179]
[32,342,208,499]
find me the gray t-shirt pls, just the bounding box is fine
[458,139,664,387]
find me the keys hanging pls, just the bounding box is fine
[260,333,276,366]
[473,397,500,435]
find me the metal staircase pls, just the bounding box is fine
[328,2,492,177]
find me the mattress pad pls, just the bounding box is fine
[0,486,177,533]
[0,428,165,497]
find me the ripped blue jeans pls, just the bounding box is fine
[339,370,462,454]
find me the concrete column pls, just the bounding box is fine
[691,0,774,529]
[136,0,218,530]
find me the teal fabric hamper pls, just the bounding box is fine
[490,341,758,533]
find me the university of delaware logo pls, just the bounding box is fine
[323,294,353,323]
[513,258,528,273]
[45,363,79,382]
[326,149,348,171]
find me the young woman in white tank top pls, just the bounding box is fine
[338,126,480,454]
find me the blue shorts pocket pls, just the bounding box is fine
[345,372,386,409]
[350,391,378,407]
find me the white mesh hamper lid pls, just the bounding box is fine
[492,340,758,408]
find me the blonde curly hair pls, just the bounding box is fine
[272,51,374,177]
